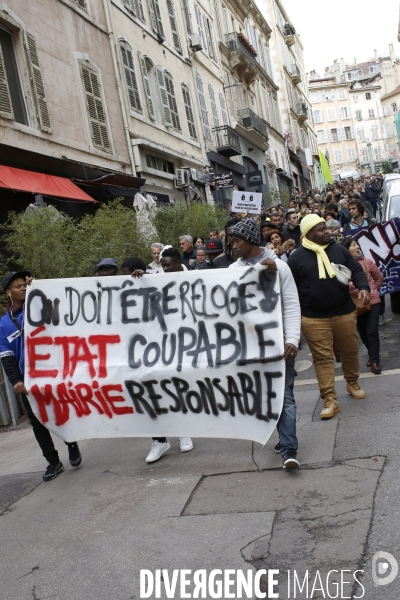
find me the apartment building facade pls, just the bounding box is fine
[0,0,138,219]
[381,85,400,170]
[260,0,320,193]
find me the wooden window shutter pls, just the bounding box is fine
[73,0,87,10]
[155,66,172,125]
[149,0,164,37]
[124,0,137,16]
[0,42,13,119]
[195,72,211,142]
[166,0,182,53]
[219,93,228,125]
[136,0,146,22]
[194,5,207,52]
[25,34,51,132]
[80,63,111,152]
[138,53,156,120]
[164,71,181,131]
[181,83,197,140]
[120,42,142,113]
[208,83,219,128]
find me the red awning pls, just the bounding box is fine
[0,165,95,202]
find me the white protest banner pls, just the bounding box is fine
[232,191,262,215]
[25,266,285,445]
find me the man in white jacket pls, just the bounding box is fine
[229,219,301,469]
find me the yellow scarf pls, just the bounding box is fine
[302,237,336,279]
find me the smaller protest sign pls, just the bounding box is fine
[232,191,262,214]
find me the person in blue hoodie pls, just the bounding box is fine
[0,272,82,481]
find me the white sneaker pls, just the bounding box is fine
[145,440,171,463]
[180,437,193,453]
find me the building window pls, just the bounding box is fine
[166,0,182,53]
[204,17,217,60]
[0,28,28,125]
[323,90,335,102]
[149,0,165,38]
[155,66,172,126]
[368,108,375,118]
[312,109,324,123]
[358,70,362,76]
[331,128,338,142]
[138,53,156,120]
[194,5,207,53]
[181,83,197,140]
[392,102,397,113]
[317,129,324,143]
[345,126,354,139]
[195,71,211,142]
[124,0,146,22]
[26,34,52,132]
[355,109,362,121]
[310,91,321,103]
[338,88,346,100]
[164,70,181,132]
[365,92,371,100]
[334,149,343,164]
[352,95,359,103]
[339,106,351,119]
[348,147,356,161]
[348,73,352,80]
[146,153,175,173]
[327,108,336,121]
[374,146,382,160]
[219,93,228,125]
[357,128,365,142]
[120,41,142,114]
[371,126,378,140]
[385,123,391,137]
[80,63,111,152]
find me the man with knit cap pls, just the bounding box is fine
[229,219,302,469]
[288,214,370,419]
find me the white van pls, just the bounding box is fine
[379,174,400,220]
[380,179,400,222]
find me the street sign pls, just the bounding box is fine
[212,172,233,189]
[232,190,262,214]
[246,169,263,188]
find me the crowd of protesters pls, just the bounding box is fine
[0,174,389,480]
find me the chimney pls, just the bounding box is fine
[389,43,395,60]
[340,58,345,72]
[374,49,378,60]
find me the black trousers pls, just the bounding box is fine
[357,303,380,364]
[22,395,74,465]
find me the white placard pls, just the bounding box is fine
[232,191,262,214]
[25,267,285,445]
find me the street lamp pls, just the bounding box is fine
[366,140,375,175]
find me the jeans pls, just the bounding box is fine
[357,303,380,363]
[301,311,360,400]
[22,395,76,465]
[277,358,298,457]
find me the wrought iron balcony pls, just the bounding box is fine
[224,32,258,84]
[237,108,269,142]
[296,102,308,121]
[288,63,301,84]
[213,125,242,157]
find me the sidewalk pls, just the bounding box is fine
[0,310,399,599]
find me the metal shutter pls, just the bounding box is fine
[138,53,155,120]
[80,64,111,152]
[25,34,51,132]
[120,42,142,113]
[182,84,197,140]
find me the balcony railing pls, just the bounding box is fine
[225,32,257,66]
[213,125,242,157]
[288,63,301,79]
[237,108,269,140]
[296,102,308,120]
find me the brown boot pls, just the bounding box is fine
[320,397,341,419]
[346,382,366,399]
[371,363,382,374]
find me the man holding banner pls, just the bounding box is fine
[229,219,301,469]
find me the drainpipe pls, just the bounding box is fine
[102,0,136,176]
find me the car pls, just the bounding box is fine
[380,179,400,222]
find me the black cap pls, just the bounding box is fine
[205,239,223,253]
[2,271,31,293]
[260,219,278,230]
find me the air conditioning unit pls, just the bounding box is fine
[175,168,190,187]
[189,33,202,52]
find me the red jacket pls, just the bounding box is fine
[349,257,383,305]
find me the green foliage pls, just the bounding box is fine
[266,186,290,208]
[154,202,229,247]
[1,199,230,280]
[381,161,394,175]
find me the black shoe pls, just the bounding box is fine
[43,462,64,482]
[283,453,300,470]
[334,352,342,363]
[274,442,281,454]
[68,442,82,467]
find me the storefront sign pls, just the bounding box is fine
[212,172,234,189]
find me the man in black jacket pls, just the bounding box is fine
[288,215,370,419]
[282,212,301,247]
